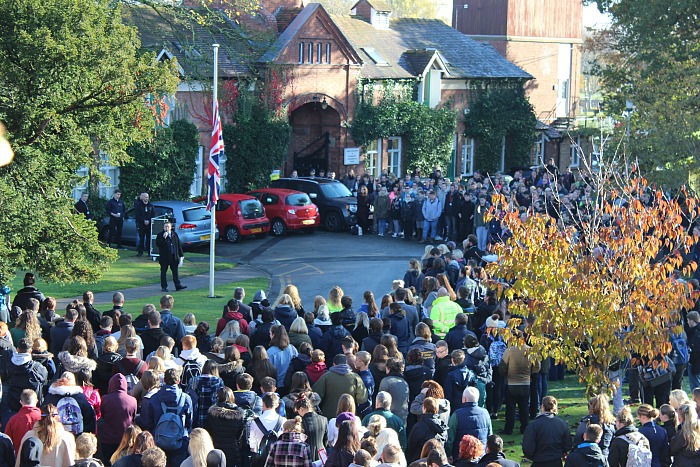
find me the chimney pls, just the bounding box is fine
[351,0,392,30]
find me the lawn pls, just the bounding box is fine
[495,378,588,465]
[10,250,235,299]
[90,277,269,324]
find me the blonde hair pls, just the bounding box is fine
[313,295,327,314]
[76,432,98,459]
[616,406,635,427]
[283,285,303,310]
[289,317,308,335]
[275,294,294,307]
[677,403,700,451]
[283,416,304,433]
[155,346,172,361]
[187,428,215,467]
[367,414,386,437]
[35,404,60,451]
[32,338,48,353]
[111,425,142,464]
[669,389,690,410]
[104,336,119,353]
[183,313,196,326]
[328,286,344,309]
[588,393,615,425]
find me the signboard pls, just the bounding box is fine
[270,169,281,181]
[344,147,361,165]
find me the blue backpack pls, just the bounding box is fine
[671,333,689,366]
[155,393,186,451]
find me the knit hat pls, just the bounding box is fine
[336,411,356,426]
[485,315,502,329]
[207,449,226,467]
[254,290,266,301]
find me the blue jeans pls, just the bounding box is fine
[423,219,438,240]
[476,226,488,250]
[609,368,625,415]
[378,219,387,235]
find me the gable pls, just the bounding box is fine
[260,3,362,65]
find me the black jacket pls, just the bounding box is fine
[140,327,167,358]
[7,355,48,412]
[465,345,492,384]
[205,402,247,466]
[670,430,700,466]
[320,325,350,358]
[522,413,572,463]
[103,306,123,334]
[85,303,101,333]
[361,332,383,355]
[325,448,354,467]
[284,354,312,389]
[11,286,44,312]
[219,360,246,390]
[407,414,448,463]
[302,410,328,461]
[155,230,183,265]
[111,454,142,467]
[94,351,122,396]
[134,201,155,228]
[405,364,434,402]
[445,324,476,352]
[573,414,615,457]
[0,336,14,381]
[250,321,274,349]
[608,426,645,467]
[564,443,609,467]
[475,451,520,467]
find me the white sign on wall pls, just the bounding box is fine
[344,147,361,165]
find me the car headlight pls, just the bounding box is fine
[287,209,296,215]
[349,204,357,213]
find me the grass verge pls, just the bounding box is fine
[91,277,268,324]
[11,250,235,298]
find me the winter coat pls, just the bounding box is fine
[301,410,328,461]
[305,362,327,385]
[403,269,425,291]
[44,384,96,435]
[389,312,411,354]
[111,454,143,467]
[407,414,448,463]
[475,451,521,467]
[521,412,572,464]
[325,447,355,467]
[263,431,312,467]
[4,406,41,456]
[233,390,262,415]
[639,420,671,467]
[405,365,434,402]
[378,374,410,426]
[573,414,615,457]
[98,374,137,444]
[274,305,298,332]
[313,364,368,419]
[216,311,249,336]
[410,394,451,426]
[250,321,274,349]
[373,194,390,220]
[93,351,122,396]
[205,402,247,466]
[30,352,55,388]
[189,374,224,428]
[283,354,312,389]
[142,384,193,445]
[499,345,540,386]
[82,386,101,420]
[608,426,649,467]
[139,327,167,358]
[19,426,74,467]
[446,402,492,460]
[11,287,45,313]
[7,353,48,412]
[564,442,609,467]
[465,346,492,384]
[307,324,323,349]
[57,351,96,375]
[409,337,436,369]
[268,345,299,387]
[218,360,246,390]
[670,430,700,466]
[289,332,313,351]
[444,363,477,410]
[49,322,74,356]
[320,325,350,359]
[361,332,383,355]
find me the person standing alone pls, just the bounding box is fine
[155,222,186,293]
[135,192,155,257]
[106,189,126,249]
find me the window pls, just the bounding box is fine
[326,43,331,64]
[286,193,311,206]
[72,166,89,201]
[298,43,304,64]
[190,145,203,198]
[365,139,381,178]
[317,43,322,64]
[387,137,401,177]
[462,137,475,175]
[261,193,279,205]
[307,43,313,64]
[183,206,211,222]
[570,136,581,167]
[98,152,120,199]
[533,134,545,165]
[361,47,388,66]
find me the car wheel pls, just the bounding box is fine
[99,226,111,242]
[256,232,268,239]
[225,226,241,243]
[324,212,342,232]
[271,219,287,237]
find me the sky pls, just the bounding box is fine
[582,2,612,29]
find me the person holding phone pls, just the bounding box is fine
[155,222,186,293]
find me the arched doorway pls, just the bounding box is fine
[286,101,341,177]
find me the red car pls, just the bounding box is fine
[215,193,270,243]
[246,188,320,236]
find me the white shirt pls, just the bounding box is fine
[248,409,286,452]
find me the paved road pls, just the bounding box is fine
[207,230,427,308]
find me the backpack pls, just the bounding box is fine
[118,360,145,394]
[56,396,83,435]
[250,416,283,467]
[671,333,689,366]
[619,433,652,467]
[154,393,186,451]
[180,357,201,388]
[638,362,672,388]
[488,338,507,367]
[238,406,258,451]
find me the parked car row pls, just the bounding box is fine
[99,177,357,246]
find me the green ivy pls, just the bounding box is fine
[119,119,199,202]
[351,80,457,174]
[463,87,537,174]
[224,79,291,193]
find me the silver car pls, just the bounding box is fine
[100,200,218,249]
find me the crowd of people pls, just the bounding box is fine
[1,231,700,467]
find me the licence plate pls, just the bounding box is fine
[200,235,211,240]
[250,228,262,234]
[302,220,315,225]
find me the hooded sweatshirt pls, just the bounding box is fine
[305,361,327,385]
[564,442,608,467]
[274,305,298,331]
[98,374,137,444]
[216,311,249,336]
[320,325,349,358]
[7,353,48,412]
[5,406,41,455]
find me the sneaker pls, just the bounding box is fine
[434,236,443,241]
[392,233,398,238]
[378,233,384,237]
[176,285,188,291]
[161,288,169,292]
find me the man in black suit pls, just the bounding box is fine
[135,192,156,257]
[74,192,93,220]
[233,287,253,323]
[155,222,186,293]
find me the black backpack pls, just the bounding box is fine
[250,417,283,467]
[179,358,201,389]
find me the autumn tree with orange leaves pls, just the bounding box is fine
[486,173,699,390]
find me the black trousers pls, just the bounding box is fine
[504,384,530,433]
[137,225,150,254]
[109,220,123,247]
[160,260,181,289]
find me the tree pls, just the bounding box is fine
[0,0,179,284]
[119,120,200,202]
[593,0,700,185]
[486,169,698,390]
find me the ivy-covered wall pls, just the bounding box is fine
[350,80,457,175]
[463,87,536,174]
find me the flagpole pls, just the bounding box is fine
[208,43,219,298]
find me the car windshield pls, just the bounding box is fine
[286,193,311,206]
[240,199,264,219]
[183,206,211,222]
[320,183,352,198]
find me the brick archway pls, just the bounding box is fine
[285,101,342,177]
[285,93,348,121]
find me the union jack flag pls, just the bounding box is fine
[207,100,224,211]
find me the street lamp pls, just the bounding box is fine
[625,100,634,139]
